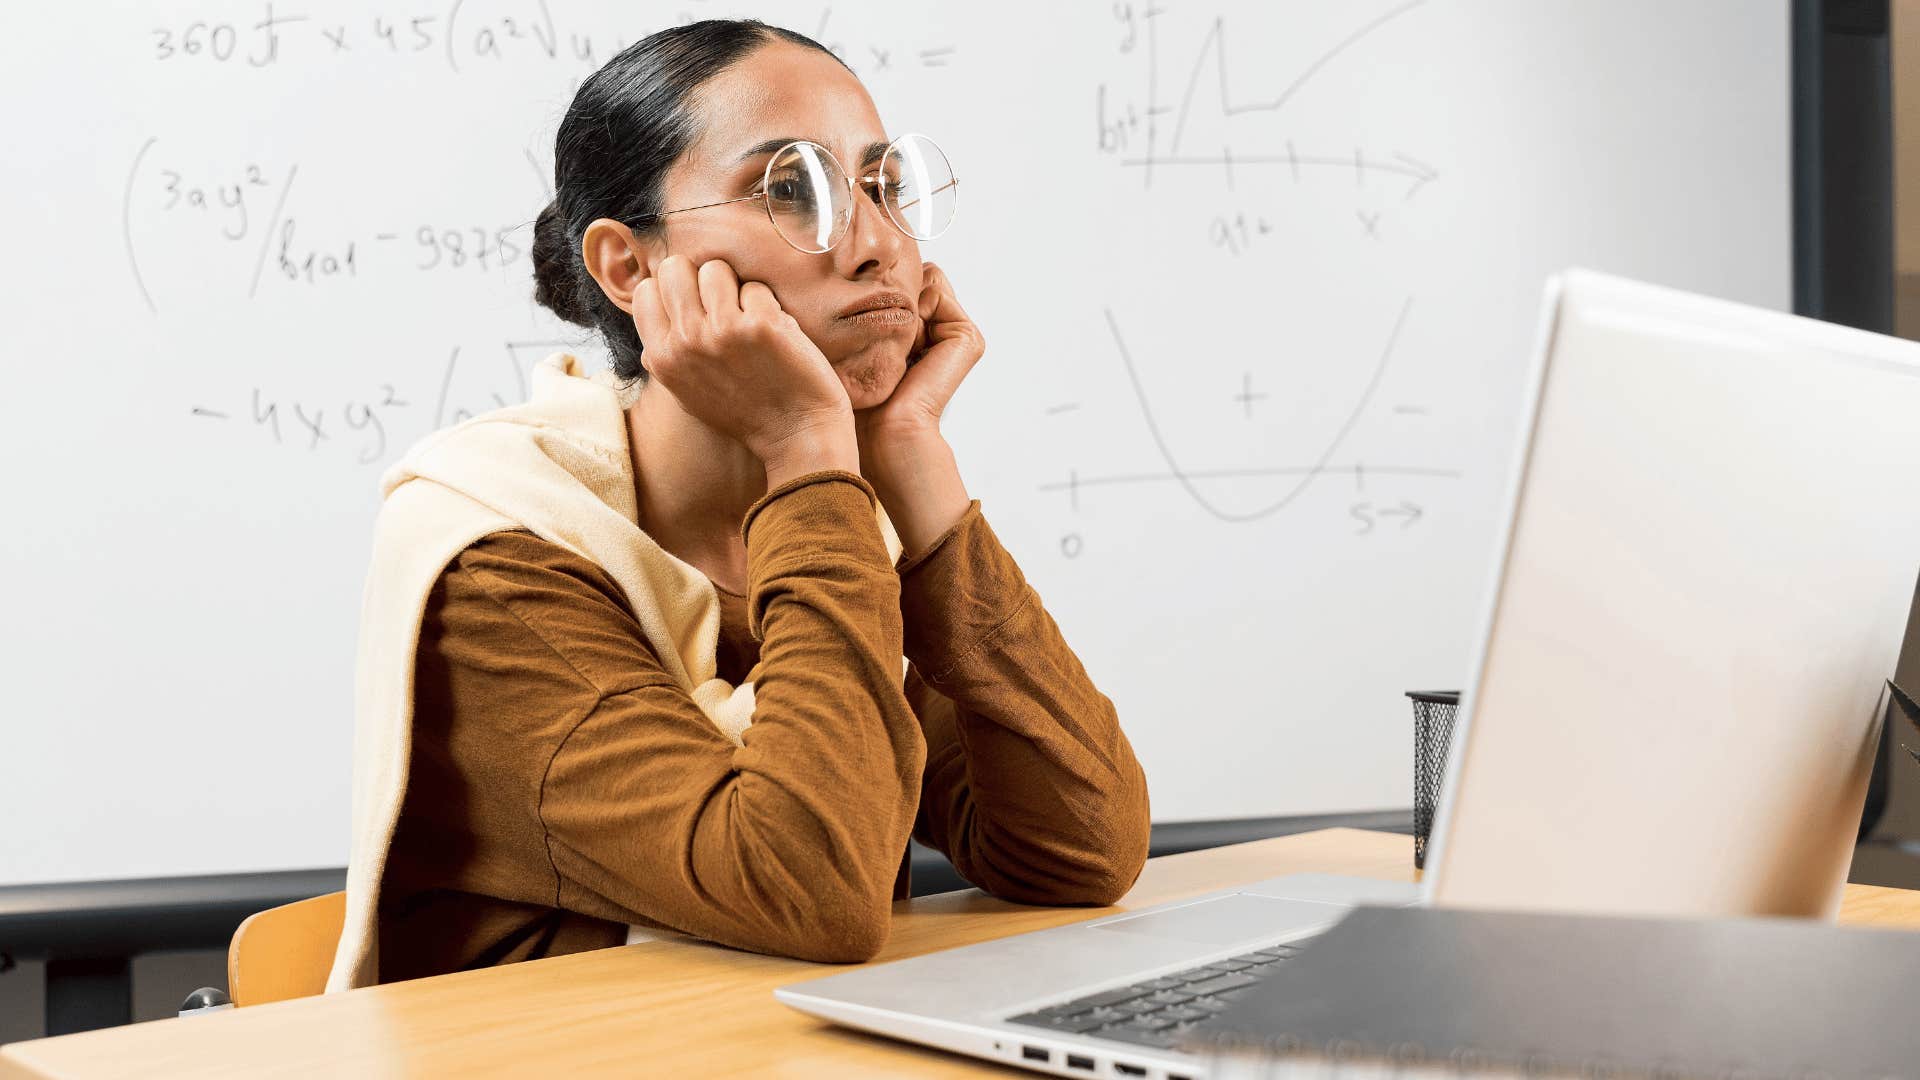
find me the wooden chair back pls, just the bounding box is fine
[227,891,345,1007]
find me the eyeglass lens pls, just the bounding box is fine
[882,134,958,243]
[763,136,957,253]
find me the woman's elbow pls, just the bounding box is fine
[787,890,893,963]
[1079,759,1151,905]
[1066,828,1150,906]
[993,823,1150,908]
[1010,766,1152,907]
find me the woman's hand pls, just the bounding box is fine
[632,254,856,480]
[854,261,984,558]
[855,261,986,445]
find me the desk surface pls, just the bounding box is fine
[6,828,1919,1079]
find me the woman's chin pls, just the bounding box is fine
[834,352,909,410]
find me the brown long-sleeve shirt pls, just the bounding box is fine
[377,470,1150,984]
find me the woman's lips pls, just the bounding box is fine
[837,289,914,318]
[838,305,917,329]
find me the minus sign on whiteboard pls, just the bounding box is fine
[375,233,399,241]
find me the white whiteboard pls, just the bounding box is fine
[0,1,1790,887]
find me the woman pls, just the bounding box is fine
[329,17,1150,990]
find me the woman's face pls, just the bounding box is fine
[615,41,925,410]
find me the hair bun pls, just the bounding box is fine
[530,200,592,327]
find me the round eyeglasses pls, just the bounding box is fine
[626,133,958,254]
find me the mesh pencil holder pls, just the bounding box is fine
[1405,691,1461,870]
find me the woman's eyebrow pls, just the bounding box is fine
[733,137,893,168]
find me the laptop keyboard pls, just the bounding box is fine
[1003,940,1308,1051]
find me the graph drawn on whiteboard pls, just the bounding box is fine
[1051,0,1462,558]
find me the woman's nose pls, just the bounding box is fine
[835,182,905,277]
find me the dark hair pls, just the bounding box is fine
[530,19,850,387]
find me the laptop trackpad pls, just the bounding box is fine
[1085,893,1344,946]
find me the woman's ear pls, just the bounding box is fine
[580,218,654,316]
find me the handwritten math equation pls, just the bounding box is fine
[123,141,536,313]
[147,3,955,80]
[187,339,572,465]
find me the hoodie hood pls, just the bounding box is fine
[387,353,724,700]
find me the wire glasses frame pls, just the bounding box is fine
[624,133,959,254]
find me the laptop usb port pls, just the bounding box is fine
[1115,1065,1147,1077]
[1021,1046,1049,1062]
[1066,1054,1094,1071]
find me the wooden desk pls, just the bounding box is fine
[5,828,1919,1078]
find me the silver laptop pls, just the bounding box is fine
[774,269,1920,1079]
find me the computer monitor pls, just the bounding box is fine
[1423,269,1920,920]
